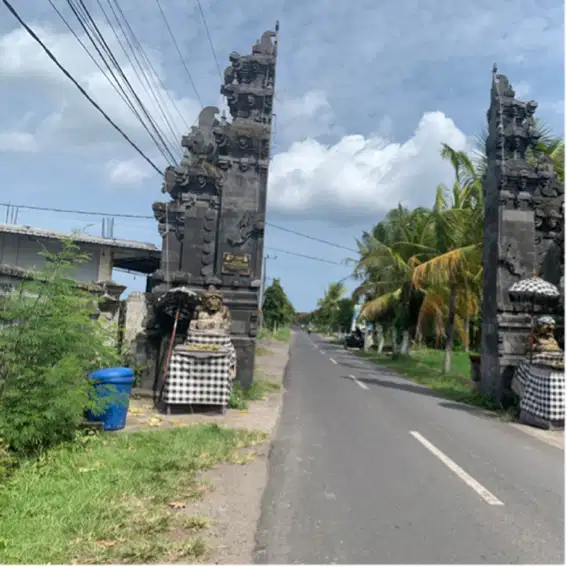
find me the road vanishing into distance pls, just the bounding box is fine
[254,332,564,564]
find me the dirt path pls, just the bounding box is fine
[125,335,291,564]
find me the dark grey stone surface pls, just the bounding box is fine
[481,66,564,403]
[149,26,279,387]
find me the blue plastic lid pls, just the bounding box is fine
[89,367,135,380]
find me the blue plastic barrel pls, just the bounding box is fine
[85,367,135,431]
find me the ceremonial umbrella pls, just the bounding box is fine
[508,274,561,361]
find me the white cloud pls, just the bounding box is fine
[267,111,469,222]
[0,23,200,159]
[274,90,340,147]
[513,81,531,99]
[0,131,38,152]
[106,159,152,186]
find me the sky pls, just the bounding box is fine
[0,0,564,312]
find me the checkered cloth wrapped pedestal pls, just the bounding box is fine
[514,357,565,423]
[162,331,237,407]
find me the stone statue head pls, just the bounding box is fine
[535,315,556,337]
[533,315,561,354]
[201,285,223,313]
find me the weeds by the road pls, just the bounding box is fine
[0,424,266,564]
[355,348,501,411]
[258,327,291,343]
[256,346,275,356]
[229,373,281,410]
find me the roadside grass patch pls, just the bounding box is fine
[356,348,500,411]
[0,424,266,565]
[257,327,291,343]
[256,346,275,356]
[229,373,282,410]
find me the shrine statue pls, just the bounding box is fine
[533,316,562,355]
[189,285,232,332]
[513,314,565,429]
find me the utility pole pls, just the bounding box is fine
[259,254,277,328]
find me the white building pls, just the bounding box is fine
[0,224,160,292]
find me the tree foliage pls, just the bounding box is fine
[340,124,562,372]
[262,278,295,329]
[310,282,355,332]
[0,240,119,455]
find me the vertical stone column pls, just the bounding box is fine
[480,66,564,403]
[148,26,280,388]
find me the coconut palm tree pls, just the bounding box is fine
[314,282,346,332]
[411,145,484,373]
[351,206,436,354]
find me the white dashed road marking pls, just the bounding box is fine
[349,374,369,390]
[330,357,337,364]
[409,431,504,506]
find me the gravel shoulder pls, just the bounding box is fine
[126,334,292,564]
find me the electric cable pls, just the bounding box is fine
[2,0,163,176]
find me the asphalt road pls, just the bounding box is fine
[254,332,565,564]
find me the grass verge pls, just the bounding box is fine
[257,327,291,343]
[0,424,266,564]
[355,348,501,411]
[229,373,282,410]
[256,346,275,356]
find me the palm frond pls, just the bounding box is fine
[360,288,402,319]
[412,244,481,288]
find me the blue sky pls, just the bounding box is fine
[0,0,564,312]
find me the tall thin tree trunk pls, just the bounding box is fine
[391,327,398,357]
[414,326,422,346]
[442,284,458,374]
[376,324,385,354]
[464,315,470,352]
[400,330,410,356]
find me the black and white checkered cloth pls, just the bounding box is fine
[515,360,565,422]
[162,331,237,406]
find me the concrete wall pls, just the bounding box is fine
[0,233,104,284]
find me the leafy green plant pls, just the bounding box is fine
[228,375,281,410]
[262,278,295,329]
[0,239,120,456]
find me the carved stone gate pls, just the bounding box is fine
[150,26,279,387]
[481,66,564,403]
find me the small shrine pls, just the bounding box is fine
[157,286,237,414]
[512,315,564,429]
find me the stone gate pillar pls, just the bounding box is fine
[480,66,564,403]
[150,25,279,388]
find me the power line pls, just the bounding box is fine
[49,0,176,164]
[0,202,358,255]
[154,0,203,107]
[100,0,188,143]
[1,203,153,220]
[266,247,345,266]
[266,222,358,253]
[66,0,179,164]
[2,0,163,176]
[92,0,180,152]
[195,0,223,82]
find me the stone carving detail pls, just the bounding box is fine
[190,285,232,332]
[481,65,565,404]
[499,240,523,277]
[227,211,264,246]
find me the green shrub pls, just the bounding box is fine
[0,240,119,456]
